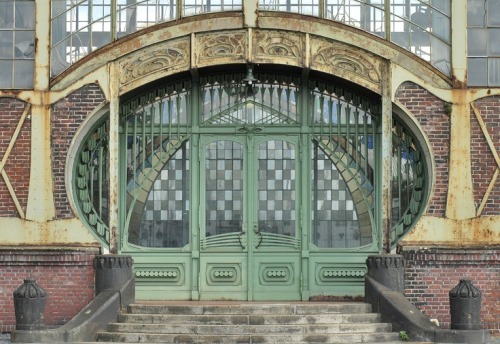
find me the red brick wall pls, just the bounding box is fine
[400,246,500,335]
[395,82,450,216]
[0,248,99,332]
[470,96,500,215]
[51,84,106,218]
[0,98,31,217]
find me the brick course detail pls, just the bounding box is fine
[51,84,106,218]
[0,248,99,332]
[0,98,31,217]
[395,82,450,217]
[400,246,500,335]
[470,96,500,215]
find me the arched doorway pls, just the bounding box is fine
[73,65,429,300]
[118,66,379,300]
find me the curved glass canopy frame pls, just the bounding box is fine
[51,0,450,76]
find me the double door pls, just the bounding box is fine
[198,135,302,300]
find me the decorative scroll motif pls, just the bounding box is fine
[258,232,300,249]
[76,120,110,244]
[200,232,245,249]
[195,31,246,67]
[311,37,381,90]
[253,30,303,65]
[119,38,189,87]
[260,265,293,284]
[207,264,241,284]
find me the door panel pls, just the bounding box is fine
[199,136,301,300]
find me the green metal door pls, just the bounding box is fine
[100,69,393,301]
[199,135,301,301]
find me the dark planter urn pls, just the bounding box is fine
[449,279,482,330]
[13,279,47,330]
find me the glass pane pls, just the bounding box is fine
[205,141,243,237]
[468,28,488,56]
[487,0,500,26]
[0,31,13,58]
[13,59,34,88]
[431,36,451,75]
[134,142,190,248]
[488,29,500,56]
[0,60,13,88]
[258,140,296,236]
[260,0,318,16]
[468,0,485,27]
[432,0,450,16]
[15,1,35,29]
[0,1,14,29]
[312,143,361,248]
[183,0,242,17]
[468,57,488,86]
[431,9,450,43]
[488,58,500,86]
[14,30,35,58]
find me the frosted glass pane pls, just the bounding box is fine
[0,60,13,88]
[468,58,488,86]
[431,10,450,42]
[15,1,35,29]
[487,0,500,26]
[13,59,34,88]
[0,31,13,58]
[488,58,500,86]
[431,36,451,75]
[433,0,450,16]
[468,0,485,27]
[14,30,35,58]
[468,29,487,56]
[488,29,500,56]
[0,1,14,29]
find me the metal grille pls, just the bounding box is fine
[121,79,191,248]
[310,80,378,248]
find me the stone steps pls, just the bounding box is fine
[97,302,408,343]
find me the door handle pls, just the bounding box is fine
[253,223,263,248]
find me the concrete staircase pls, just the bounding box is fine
[97,302,411,343]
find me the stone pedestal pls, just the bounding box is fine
[94,255,134,306]
[449,279,482,330]
[366,255,404,292]
[13,279,47,330]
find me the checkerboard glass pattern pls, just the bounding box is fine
[138,142,190,248]
[258,140,296,236]
[205,141,244,237]
[312,145,361,248]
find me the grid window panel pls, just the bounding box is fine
[0,0,34,88]
[258,140,296,236]
[137,142,190,248]
[312,145,361,248]
[205,141,244,236]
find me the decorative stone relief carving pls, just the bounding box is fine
[195,31,246,67]
[119,38,190,89]
[253,30,303,65]
[311,37,382,91]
